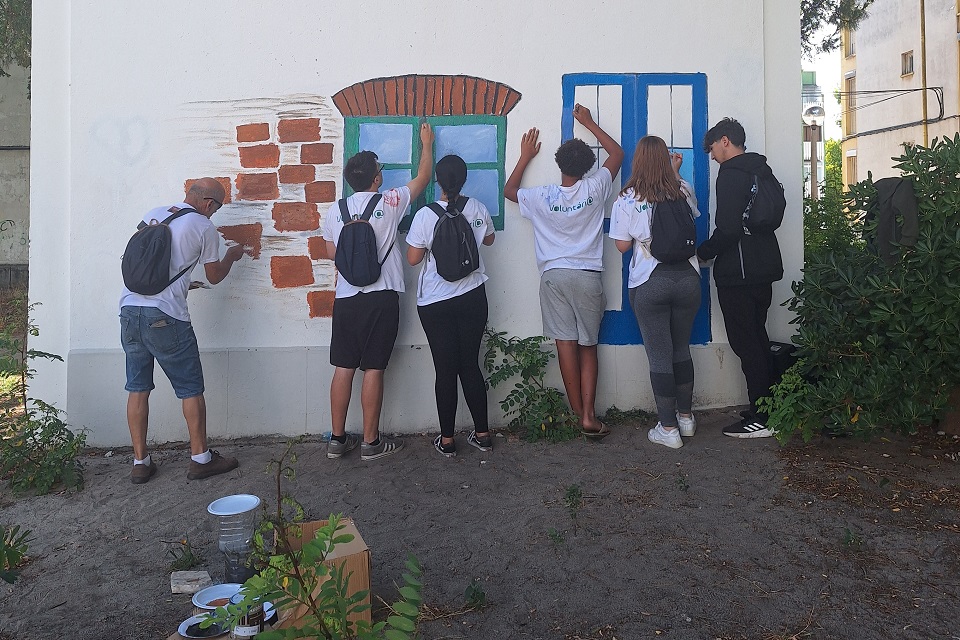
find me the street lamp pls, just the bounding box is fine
[803,105,826,200]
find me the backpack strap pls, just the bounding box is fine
[338,199,350,224]
[137,207,197,231]
[359,193,383,221]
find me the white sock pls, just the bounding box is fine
[191,450,212,464]
[133,454,151,466]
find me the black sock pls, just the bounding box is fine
[331,434,346,444]
[365,437,380,447]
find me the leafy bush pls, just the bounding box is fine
[761,134,960,440]
[0,299,85,494]
[482,329,579,442]
[0,524,32,584]
[804,140,863,260]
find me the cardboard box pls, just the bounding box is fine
[275,518,373,629]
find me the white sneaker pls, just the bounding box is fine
[677,412,696,437]
[648,423,683,449]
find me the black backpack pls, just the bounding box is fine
[742,169,786,234]
[648,198,696,264]
[334,194,389,287]
[121,207,197,295]
[426,197,480,282]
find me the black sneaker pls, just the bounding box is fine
[467,430,493,452]
[433,435,457,458]
[723,419,774,439]
[327,433,360,459]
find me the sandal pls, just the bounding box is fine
[581,421,611,440]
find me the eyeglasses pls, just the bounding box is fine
[205,197,224,210]
[377,163,384,175]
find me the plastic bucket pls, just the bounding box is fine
[207,494,261,553]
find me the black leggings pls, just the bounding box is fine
[417,284,489,438]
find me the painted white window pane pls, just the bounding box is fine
[573,85,599,142]
[647,85,692,149]
[602,239,622,311]
[597,85,623,142]
[359,123,413,164]
[462,169,500,217]
[435,125,498,163]
[380,169,411,193]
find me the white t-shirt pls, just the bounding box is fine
[118,203,221,322]
[608,180,701,289]
[321,187,411,298]
[406,197,494,306]
[517,166,614,275]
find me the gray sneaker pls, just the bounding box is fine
[327,433,360,459]
[361,436,404,461]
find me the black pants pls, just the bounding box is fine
[417,284,489,438]
[716,284,774,417]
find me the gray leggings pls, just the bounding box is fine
[629,264,702,427]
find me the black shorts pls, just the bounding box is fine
[330,290,400,371]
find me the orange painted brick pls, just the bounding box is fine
[305,181,337,203]
[236,123,270,143]
[270,255,314,288]
[184,177,232,204]
[278,118,321,143]
[308,236,332,261]
[272,202,319,232]
[301,143,334,164]
[279,164,316,184]
[236,173,279,201]
[218,223,263,259]
[307,290,336,318]
[239,144,280,169]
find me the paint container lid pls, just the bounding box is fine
[207,494,261,516]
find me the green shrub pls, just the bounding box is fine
[761,134,960,440]
[0,300,85,494]
[482,329,579,442]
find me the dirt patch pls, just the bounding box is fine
[0,408,957,639]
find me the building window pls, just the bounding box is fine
[845,154,857,187]
[344,115,506,230]
[901,51,914,76]
[843,28,855,57]
[843,75,857,136]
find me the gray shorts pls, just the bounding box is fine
[539,269,605,345]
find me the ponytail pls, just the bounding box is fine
[446,192,461,215]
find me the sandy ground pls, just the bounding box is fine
[1,407,958,640]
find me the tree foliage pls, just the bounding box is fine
[0,0,30,77]
[801,0,874,58]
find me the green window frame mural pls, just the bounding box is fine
[343,115,507,231]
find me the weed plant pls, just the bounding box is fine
[0,524,31,584]
[483,328,579,442]
[207,440,423,640]
[0,298,85,494]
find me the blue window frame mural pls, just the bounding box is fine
[562,73,711,345]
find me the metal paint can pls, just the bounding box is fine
[229,593,264,638]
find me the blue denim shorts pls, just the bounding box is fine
[120,306,204,399]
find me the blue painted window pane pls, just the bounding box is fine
[380,169,411,193]
[462,170,500,216]
[669,147,695,184]
[359,123,413,164]
[434,125,498,163]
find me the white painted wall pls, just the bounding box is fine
[0,64,30,266]
[31,0,802,446]
[847,0,960,180]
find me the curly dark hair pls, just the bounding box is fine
[554,138,596,179]
[344,150,380,192]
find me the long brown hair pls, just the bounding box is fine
[620,136,682,203]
